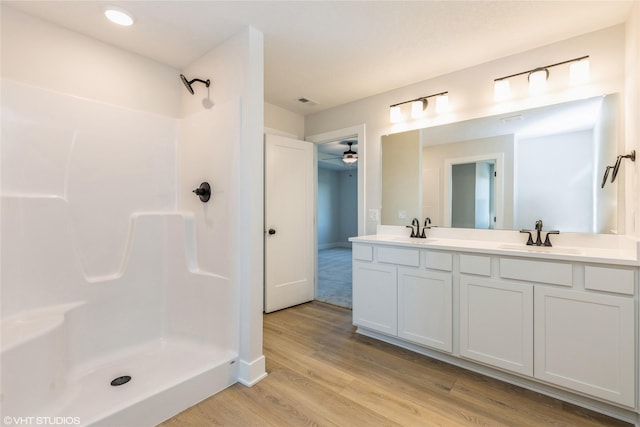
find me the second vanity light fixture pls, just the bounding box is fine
[390,91,449,123]
[494,55,590,100]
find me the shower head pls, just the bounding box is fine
[179,74,210,95]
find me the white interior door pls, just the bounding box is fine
[264,134,315,313]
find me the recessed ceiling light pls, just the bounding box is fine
[104,7,134,26]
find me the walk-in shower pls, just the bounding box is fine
[1,77,238,426]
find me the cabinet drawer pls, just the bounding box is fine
[500,258,572,286]
[378,246,420,267]
[353,244,373,261]
[460,254,491,276]
[425,251,452,272]
[585,266,635,295]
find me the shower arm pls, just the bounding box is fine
[188,78,210,87]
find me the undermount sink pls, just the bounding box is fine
[498,243,582,255]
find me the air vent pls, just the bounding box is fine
[296,97,318,106]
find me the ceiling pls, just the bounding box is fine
[4,1,634,115]
[318,140,358,171]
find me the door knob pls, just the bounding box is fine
[268,228,276,235]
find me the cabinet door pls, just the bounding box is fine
[534,287,635,407]
[459,276,533,376]
[352,261,397,335]
[398,268,452,352]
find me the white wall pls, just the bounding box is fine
[265,102,305,138]
[180,26,266,386]
[625,2,640,237]
[305,25,627,235]
[0,6,180,118]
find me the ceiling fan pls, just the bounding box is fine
[318,140,358,165]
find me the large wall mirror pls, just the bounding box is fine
[381,93,622,234]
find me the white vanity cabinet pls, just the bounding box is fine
[352,260,397,335]
[459,276,533,376]
[534,281,636,407]
[398,266,453,352]
[352,244,453,352]
[351,235,639,421]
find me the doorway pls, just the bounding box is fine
[306,125,366,308]
[444,153,504,230]
[316,140,358,308]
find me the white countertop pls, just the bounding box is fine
[349,232,640,267]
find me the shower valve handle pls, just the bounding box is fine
[192,182,211,203]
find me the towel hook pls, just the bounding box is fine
[601,150,635,188]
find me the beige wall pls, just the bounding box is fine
[381,130,421,225]
[265,102,305,138]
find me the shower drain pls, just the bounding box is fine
[110,375,132,386]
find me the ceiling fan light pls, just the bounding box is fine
[342,154,357,164]
[342,141,358,164]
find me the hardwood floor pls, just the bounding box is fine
[160,301,630,426]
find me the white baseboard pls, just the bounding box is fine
[237,355,267,387]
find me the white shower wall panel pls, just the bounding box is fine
[0,196,85,317]
[179,97,240,279]
[1,80,178,279]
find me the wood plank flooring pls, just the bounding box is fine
[160,301,631,426]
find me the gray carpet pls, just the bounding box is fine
[317,247,352,309]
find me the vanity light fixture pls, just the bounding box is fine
[104,7,135,26]
[569,57,590,85]
[435,93,450,113]
[528,68,549,93]
[493,55,589,99]
[493,79,510,101]
[389,91,449,123]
